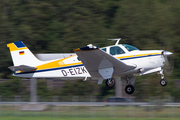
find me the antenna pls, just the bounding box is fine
[107,38,121,45]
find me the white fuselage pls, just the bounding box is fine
[14,44,164,80]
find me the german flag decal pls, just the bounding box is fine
[19,51,24,55]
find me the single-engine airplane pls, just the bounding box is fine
[7,39,173,94]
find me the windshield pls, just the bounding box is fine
[122,44,139,52]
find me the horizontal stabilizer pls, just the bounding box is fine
[8,65,37,72]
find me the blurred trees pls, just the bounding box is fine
[59,80,98,96]
[0,79,27,98]
[1,0,180,99]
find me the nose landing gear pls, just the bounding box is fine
[160,79,167,86]
[159,70,168,86]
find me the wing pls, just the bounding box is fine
[8,65,37,72]
[74,44,136,79]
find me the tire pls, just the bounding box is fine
[125,85,135,95]
[160,79,167,86]
[106,78,115,88]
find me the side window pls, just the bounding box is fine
[110,46,125,55]
[101,48,106,52]
[77,57,80,61]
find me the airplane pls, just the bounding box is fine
[7,39,173,94]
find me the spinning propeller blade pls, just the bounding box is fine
[162,51,174,76]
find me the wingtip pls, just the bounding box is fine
[74,48,81,51]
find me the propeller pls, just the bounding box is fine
[162,50,174,76]
[159,36,174,76]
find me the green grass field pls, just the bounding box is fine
[0,105,179,119]
[0,117,180,120]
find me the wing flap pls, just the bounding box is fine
[8,65,37,72]
[74,45,136,79]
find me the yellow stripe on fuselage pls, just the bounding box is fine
[117,52,161,59]
[117,55,134,59]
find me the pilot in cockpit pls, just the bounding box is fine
[117,48,124,54]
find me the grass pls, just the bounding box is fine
[0,105,179,118]
[0,117,180,120]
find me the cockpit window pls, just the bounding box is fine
[77,57,80,61]
[122,44,139,52]
[110,46,125,55]
[101,48,106,52]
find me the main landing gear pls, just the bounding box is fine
[105,75,136,95]
[105,77,135,95]
[124,76,135,95]
[121,75,136,95]
[125,85,135,95]
[105,78,115,88]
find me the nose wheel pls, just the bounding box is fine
[106,78,115,88]
[160,79,167,86]
[125,85,135,95]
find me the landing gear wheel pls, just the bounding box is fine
[160,79,167,86]
[125,85,135,95]
[106,78,115,88]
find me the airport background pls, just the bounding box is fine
[0,0,180,119]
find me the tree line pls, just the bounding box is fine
[0,0,180,99]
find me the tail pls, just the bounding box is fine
[7,41,42,71]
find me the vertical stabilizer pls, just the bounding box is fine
[7,41,42,67]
